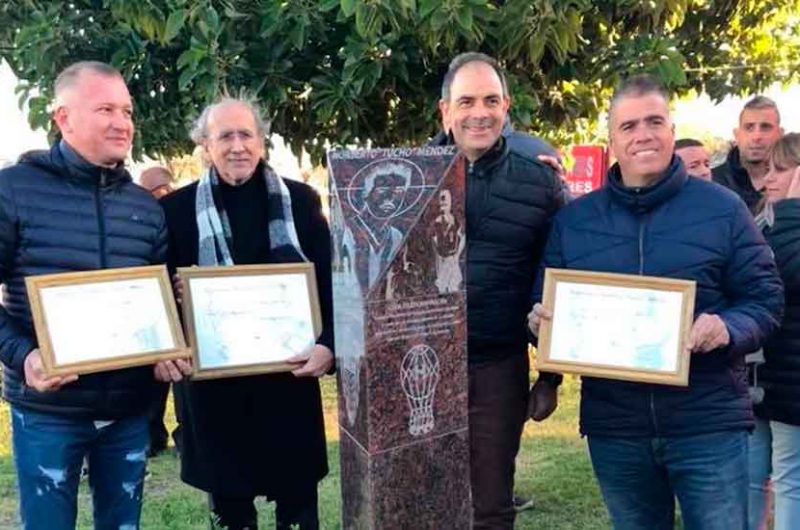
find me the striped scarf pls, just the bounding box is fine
[195,163,308,265]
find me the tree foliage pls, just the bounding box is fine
[1,0,799,163]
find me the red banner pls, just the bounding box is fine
[565,145,608,197]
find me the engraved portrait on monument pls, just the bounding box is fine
[329,146,470,529]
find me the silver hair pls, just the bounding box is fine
[607,74,671,129]
[54,61,123,102]
[189,96,270,145]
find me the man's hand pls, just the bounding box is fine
[786,168,800,199]
[527,303,552,338]
[537,155,566,180]
[172,273,185,305]
[288,345,334,378]
[688,313,730,353]
[154,359,193,382]
[24,348,78,392]
[528,379,558,421]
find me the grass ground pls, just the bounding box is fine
[0,375,613,529]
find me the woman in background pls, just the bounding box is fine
[749,132,800,530]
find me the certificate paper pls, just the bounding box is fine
[179,264,322,379]
[537,269,695,386]
[25,265,188,376]
[549,282,683,372]
[41,278,175,365]
[190,274,316,369]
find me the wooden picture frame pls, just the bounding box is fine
[178,263,322,380]
[26,265,189,376]
[536,268,696,386]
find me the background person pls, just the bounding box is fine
[713,96,784,213]
[749,132,800,530]
[139,166,174,199]
[675,138,712,180]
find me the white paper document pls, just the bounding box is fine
[41,278,175,365]
[548,281,684,372]
[189,273,316,369]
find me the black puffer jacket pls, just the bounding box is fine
[756,199,800,426]
[432,135,567,362]
[0,142,167,419]
[713,146,763,215]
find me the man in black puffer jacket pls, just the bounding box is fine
[0,61,189,530]
[435,52,568,529]
[712,96,783,214]
[529,75,783,530]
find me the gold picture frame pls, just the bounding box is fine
[178,263,322,380]
[26,265,189,376]
[536,268,696,386]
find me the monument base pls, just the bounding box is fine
[340,427,471,530]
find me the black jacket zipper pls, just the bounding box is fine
[96,170,108,268]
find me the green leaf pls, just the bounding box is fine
[341,0,356,17]
[354,5,368,37]
[289,24,306,50]
[164,10,186,43]
[419,0,438,19]
[456,7,474,32]
[205,6,220,35]
[178,67,196,91]
[110,46,131,67]
[177,47,204,69]
[320,0,340,12]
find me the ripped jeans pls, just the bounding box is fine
[10,406,148,530]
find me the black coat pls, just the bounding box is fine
[160,171,333,498]
[712,147,763,215]
[0,142,166,419]
[757,199,800,426]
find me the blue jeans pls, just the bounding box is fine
[588,431,748,530]
[748,418,800,530]
[11,406,148,530]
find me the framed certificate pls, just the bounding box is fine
[178,263,322,380]
[536,268,696,386]
[26,265,189,376]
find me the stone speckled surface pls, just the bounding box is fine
[330,148,470,529]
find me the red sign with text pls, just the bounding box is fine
[565,145,608,197]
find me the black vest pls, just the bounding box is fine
[465,139,565,362]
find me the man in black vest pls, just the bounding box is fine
[436,52,568,529]
[713,96,783,213]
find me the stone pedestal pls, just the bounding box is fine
[329,147,470,529]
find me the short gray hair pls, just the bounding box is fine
[190,96,270,145]
[740,95,781,125]
[440,52,508,102]
[609,74,670,115]
[54,61,123,102]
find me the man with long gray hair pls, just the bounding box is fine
[160,96,334,530]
